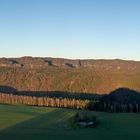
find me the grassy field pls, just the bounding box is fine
[0,104,140,140]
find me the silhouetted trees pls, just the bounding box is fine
[87,88,140,113]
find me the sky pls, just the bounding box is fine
[0,0,140,60]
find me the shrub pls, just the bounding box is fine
[74,111,98,127]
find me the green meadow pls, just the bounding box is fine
[0,104,140,140]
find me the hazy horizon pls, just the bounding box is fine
[0,0,140,60]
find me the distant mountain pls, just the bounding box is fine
[0,57,140,94]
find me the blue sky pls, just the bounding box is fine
[0,0,140,60]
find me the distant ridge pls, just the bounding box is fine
[0,57,140,94]
[0,56,140,70]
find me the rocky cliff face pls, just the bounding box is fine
[1,57,140,70]
[0,57,140,94]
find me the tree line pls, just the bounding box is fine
[1,88,140,112]
[87,88,140,113]
[87,101,140,113]
[0,93,90,109]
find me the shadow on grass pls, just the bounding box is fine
[0,107,75,136]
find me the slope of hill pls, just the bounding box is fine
[0,57,140,94]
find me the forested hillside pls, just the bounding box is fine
[0,57,140,94]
